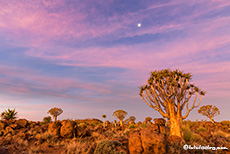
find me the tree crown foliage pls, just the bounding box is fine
[139,69,205,120]
[198,105,220,119]
[145,117,152,122]
[1,108,18,120]
[129,116,136,122]
[43,116,52,123]
[47,107,63,117]
[112,110,127,121]
[140,69,205,96]
[102,115,106,118]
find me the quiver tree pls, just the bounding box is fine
[47,107,63,122]
[139,69,205,137]
[129,116,136,123]
[43,116,52,124]
[113,110,127,126]
[102,114,106,128]
[198,105,220,124]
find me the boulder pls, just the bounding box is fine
[0,121,6,130]
[48,122,61,136]
[0,147,9,154]
[128,131,143,154]
[154,118,166,126]
[34,125,44,133]
[159,126,170,135]
[140,129,166,154]
[5,126,15,135]
[15,131,28,140]
[9,124,19,129]
[213,137,229,147]
[60,120,76,138]
[77,124,90,137]
[150,124,159,132]
[15,119,28,128]
[166,135,185,146]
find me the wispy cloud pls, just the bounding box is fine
[0,0,229,121]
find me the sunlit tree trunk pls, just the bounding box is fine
[119,120,123,126]
[103,118,105,128]
[54,116,57,122]
[168,102,183,137]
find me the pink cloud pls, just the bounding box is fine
[0,64,111,98]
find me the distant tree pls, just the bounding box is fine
[43,116,52,124]
[145,117,152,123]
[139,69,205,137]
[102,114,106,128]
[47,107,63,122]
[198,105,220,124]
[129,116,136,123]
[1,108,18,120]
[123,119,129,125]
[112,110,127,126]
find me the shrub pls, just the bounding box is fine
[212,130,230,138]
[190,133,204,143]
[197,126,207,133]
[43,116,52,124]
[128,124,137,129]
[94,140,125,154]
[140,123,151,129]
[66,141,85,154]
[221,120,230,127]
[183,127,193,142]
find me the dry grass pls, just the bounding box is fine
[212,130,230,138]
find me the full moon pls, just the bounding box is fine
[137,23,141,27]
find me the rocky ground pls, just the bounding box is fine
[0,118,230,154]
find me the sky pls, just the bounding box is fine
[0,0,229,122]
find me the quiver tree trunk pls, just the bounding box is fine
[210,118,215,124]
[54,116,57,122]
[170,115,183,137]
[119,120,123,126]
[103,118,105,128]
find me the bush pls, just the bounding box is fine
[128,124,137,129]
[94,140,125,154]
[197,127,207,133]
[140,123,151,129]
[220,120,230,127]
[183,127,193,142]
[43,116,52,124]
[66,141,94,154]
[190,133,204,143]
[212,130,229,138]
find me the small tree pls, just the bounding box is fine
[43,116,52,124]
[102,114,106,128]
[47,107,63,122]
[114,120,117,127]
[129,116,136,123]
[145,117,152,123]
[1,109,18,120]
[198,105,220,124]
[139,69,205,137]
[112,110,127,126]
